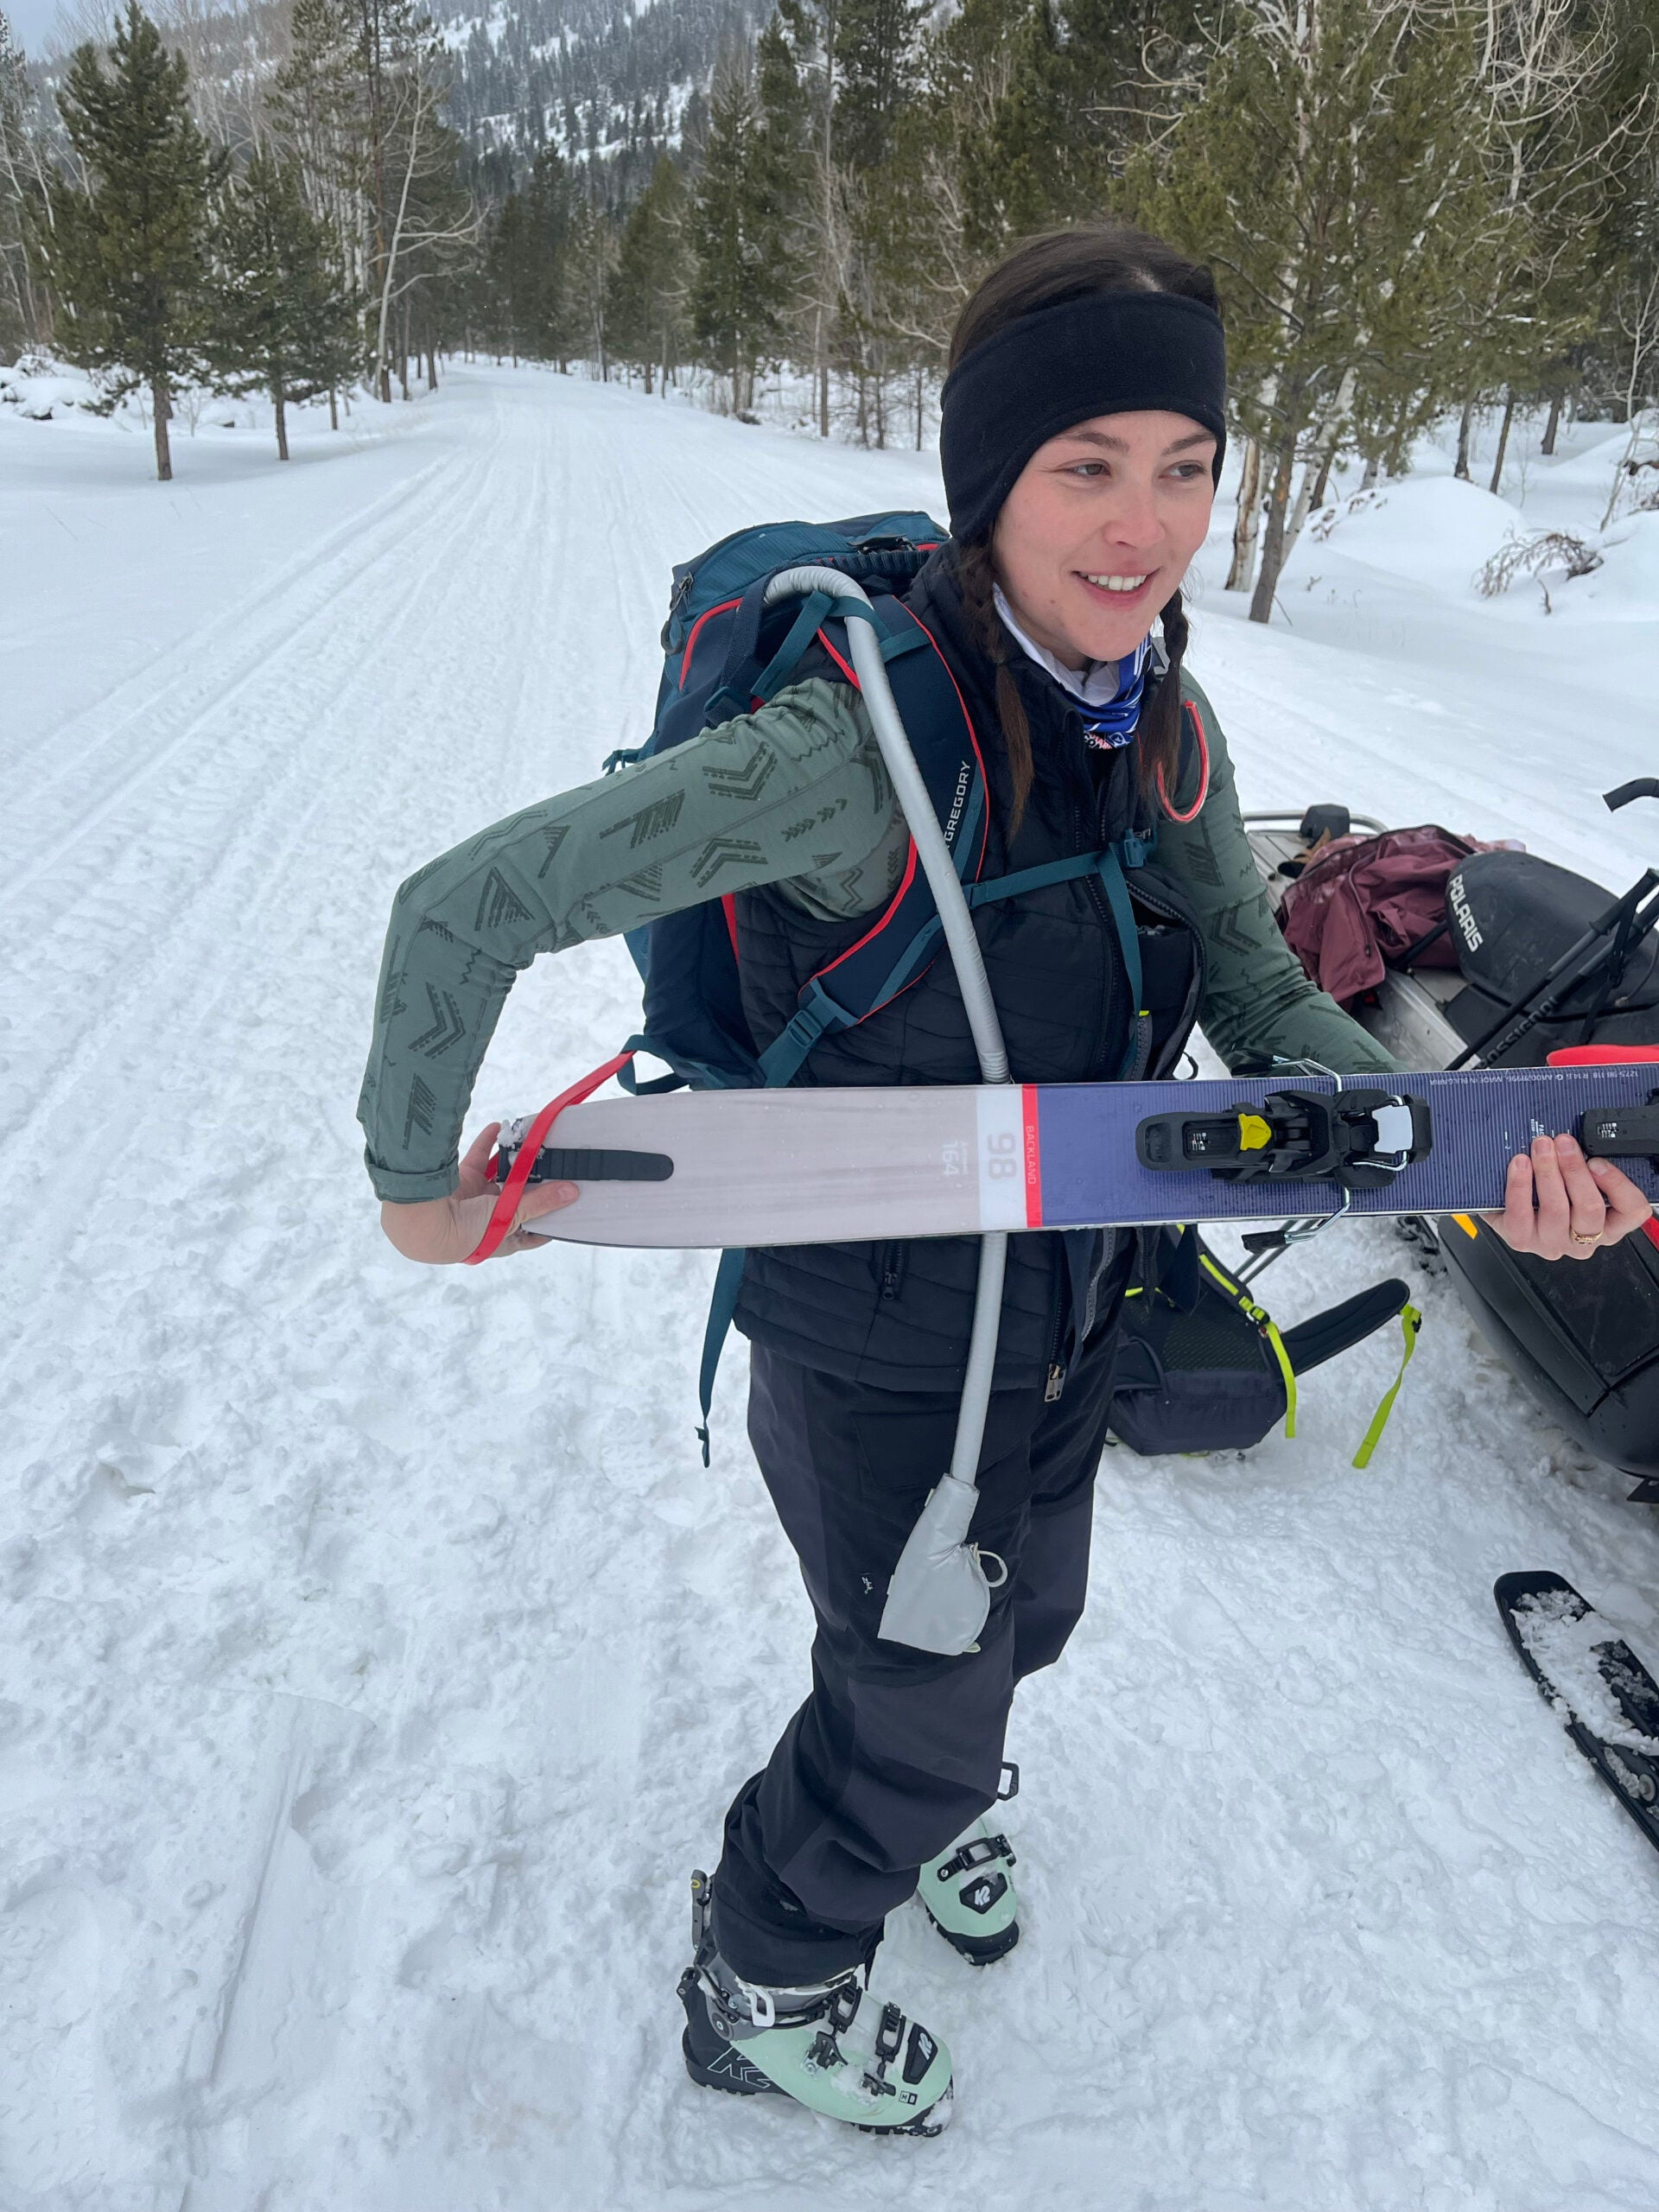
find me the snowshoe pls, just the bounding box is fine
[917,1821,1021,1963]
[676,1872,954,2135]
[1244,784,1659,1488]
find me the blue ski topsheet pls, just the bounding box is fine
[1026,1066,1659,1228]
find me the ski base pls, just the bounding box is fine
[1495,1570,1659,1855]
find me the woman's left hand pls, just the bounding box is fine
[1483,1132,1655,1260]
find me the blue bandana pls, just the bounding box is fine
[1072,638,1152,750]
[993,586,1153,751]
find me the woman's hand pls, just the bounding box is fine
[379,1123,579,1264]
[1483,1132,1654,1261]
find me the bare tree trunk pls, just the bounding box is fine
[1489,388,1516,495]
[150,375,173,481]
[1361,452,1379,488]
[329,385,339,430]
[913,363,924,451]
[1541,391,1563,456]
[1249,432,1298,625]
[426,346,437,390]
[818,356,829,440]
[1309,442,1338,512]
[1226,435,1261,591]
[273,377,289,461]
[1454,399,1475,481]
[643,357,653,396]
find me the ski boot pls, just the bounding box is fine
[917,1820,1020,1964]
[676,1872,954,2135]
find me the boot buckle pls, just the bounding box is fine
[934,1831,1014,1882]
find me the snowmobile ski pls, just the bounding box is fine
[492,1061,1659,1253]
[1495,1570,1659,1857]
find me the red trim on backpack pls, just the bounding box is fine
[721,893,740,957]
[1158,700,1210,823]
[803,606,991,1017]
[817,629,859,688]
[468,1049,635,1265]
[903,605,990,823]
[814,840,922,988]
[678,596,744,689]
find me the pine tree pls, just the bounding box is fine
[41,2,221,479]
[688,48,785,412]
[206,150,359,459]
[1136,0,1497,620]
[608,151,688,392]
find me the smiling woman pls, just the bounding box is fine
[359,217,1652,2139]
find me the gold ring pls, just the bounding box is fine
[1569,1225,1605,1247]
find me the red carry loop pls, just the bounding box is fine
[467,1048,635,1265]
[1548,1045,1659,1249]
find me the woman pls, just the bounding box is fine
[360,224,1652,2136]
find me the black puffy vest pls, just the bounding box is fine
[730,548,1205,1395]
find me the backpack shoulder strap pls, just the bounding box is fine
[753,597,991,1087]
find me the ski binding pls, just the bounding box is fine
[1135,1085,1433,1191]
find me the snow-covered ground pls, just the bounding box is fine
[5,364,1659,2212]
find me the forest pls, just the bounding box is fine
[3,0,1657,613]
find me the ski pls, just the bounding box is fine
[492,1062,1659,1251]
[1495,1571,1659,1857]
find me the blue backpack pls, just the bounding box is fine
[602,511,1158,1453]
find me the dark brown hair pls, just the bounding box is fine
[946,222,1222,830]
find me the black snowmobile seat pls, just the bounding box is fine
[1446,849,1659,1012]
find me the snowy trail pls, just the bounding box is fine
[6,367,1659,2211]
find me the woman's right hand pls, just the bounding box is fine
[379,1122,580,1263]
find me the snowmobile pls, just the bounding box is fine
[1243,779,1659,1493]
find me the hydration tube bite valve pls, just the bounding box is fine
[1135,1086,1433,1191]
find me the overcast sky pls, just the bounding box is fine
[10,0,75,54]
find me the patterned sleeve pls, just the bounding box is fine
[357,678,902,1200]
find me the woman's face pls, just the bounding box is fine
[991,410,1217,669]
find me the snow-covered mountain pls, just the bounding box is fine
[437,0,763,168]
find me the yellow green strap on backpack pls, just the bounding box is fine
[1351,1305,1421,1469]
[1196,1249,1420,1463]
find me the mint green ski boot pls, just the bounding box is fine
[677,1872,954,2135]
[917,1821,1020,1964]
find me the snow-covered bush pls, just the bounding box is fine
[1476,529,1604,608]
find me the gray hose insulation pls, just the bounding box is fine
[760,564,1012,1491]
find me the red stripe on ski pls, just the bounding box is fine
[1023,1085,1043,1225]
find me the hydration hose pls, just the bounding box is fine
[761,566,1013,1656]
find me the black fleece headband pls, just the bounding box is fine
[939,291,1228,544]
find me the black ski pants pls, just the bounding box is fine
[709,1326,1121,1986]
